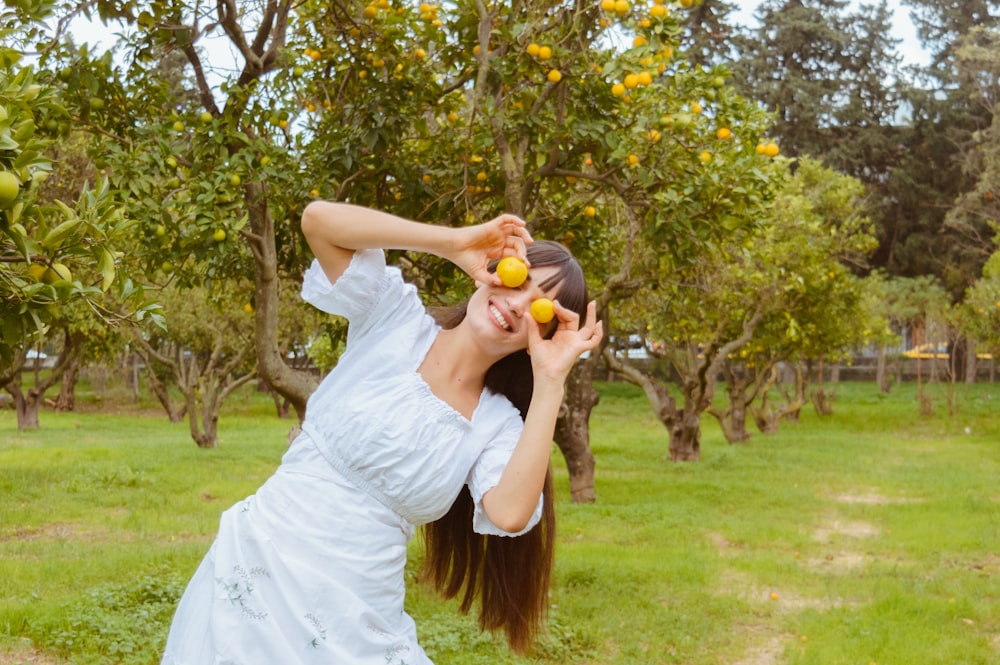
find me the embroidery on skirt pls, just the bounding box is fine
[216,564,270,620]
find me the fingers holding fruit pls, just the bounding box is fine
[526,299,603,380]
[455,214,533,285]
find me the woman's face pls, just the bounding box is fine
[465,265,562,354]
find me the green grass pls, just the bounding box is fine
[1,379,998,664]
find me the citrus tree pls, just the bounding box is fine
[963,246,1000,371]
[130,281,257,448]
[287,0,784,478]
[1,5,160,429]
[50,0,317,422]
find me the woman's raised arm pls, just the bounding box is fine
[300,202,533,285]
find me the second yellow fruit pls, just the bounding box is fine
[530,298,555,324]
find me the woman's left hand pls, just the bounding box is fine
[450,214,533,285]
[526,300,603,384]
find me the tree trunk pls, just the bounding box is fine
[669,408,701,461]
[708,363,752,444]
[246,182,318,422]
[964,338,977,385]
[7,374,41,430]
[54,355,81,411]
[876,343,890,394]
[553,359,600,503]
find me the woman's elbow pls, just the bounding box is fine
[483,496,533,534]
[300,200,327,240]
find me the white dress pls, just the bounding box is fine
[161,249,542,665]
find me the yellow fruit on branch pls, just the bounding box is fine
[526,43,540,57]
[627,153,640,166]
[690,102,703,114]
[716,127,732,140]
[43,263,72,284]
[763,142,780,157]
[611,82,626,97]
[537,46,552,60]
[530,298,555,324]
[584,205,597,217]
[496,257,528,288]
[212,228,227,242]
[698,150,712,164]
[637,71,653,86]
[0,171,20,208]
[547,69,562,83]
[623,73,639,89]
[27,264,47,281]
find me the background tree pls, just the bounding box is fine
[131,281,257,448]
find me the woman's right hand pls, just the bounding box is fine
[450,214,534,286]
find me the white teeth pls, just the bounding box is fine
[489,304,511,331]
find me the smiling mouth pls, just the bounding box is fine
[489,303,512,331]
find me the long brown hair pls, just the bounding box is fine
[423,241,588,654]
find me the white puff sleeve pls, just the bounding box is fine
[466,415,544,537]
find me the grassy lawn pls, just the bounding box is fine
[1,379,998,664]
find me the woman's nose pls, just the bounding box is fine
[506,292,531,316]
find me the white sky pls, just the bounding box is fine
[731,0,930,67]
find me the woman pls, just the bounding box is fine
[161,202,602,664]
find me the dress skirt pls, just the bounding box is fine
[161,434,432,665]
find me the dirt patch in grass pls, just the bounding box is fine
[834,491,920,505]
[0,640,63,665]
[729,631,789,665]
[813,517,881,543]
[0,522,111,543]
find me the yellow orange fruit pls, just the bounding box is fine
[614,0,629,15]
[527,43,540,57]
[690,102,703,114]
[0,171,19,208]
[496,256,528,288]
[637,71,653,86]
[584,205,597,217]
[627,153,640,166]
[538,45,552,60]
[698,150,712,164]
[611,82,626,97]
[530,298,555,324]
[763,142,780,157]
[601,0,616,11]
[547,69,562,83]
[716,127,731,140]
[623,73,639,89]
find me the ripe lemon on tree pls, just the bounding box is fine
[537,46,552,60]
[0,171,20,208]
[530,298,555,324]
[547,69,562,83]
[212,228,227,242]
[584,205,596,217]
[611,82,626,97]
[27,263,47,281]
[496,257,528,288]
[763,142,780,157]
[526,43,540,57]
[716,127,731,140]
[43,263,72,284]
